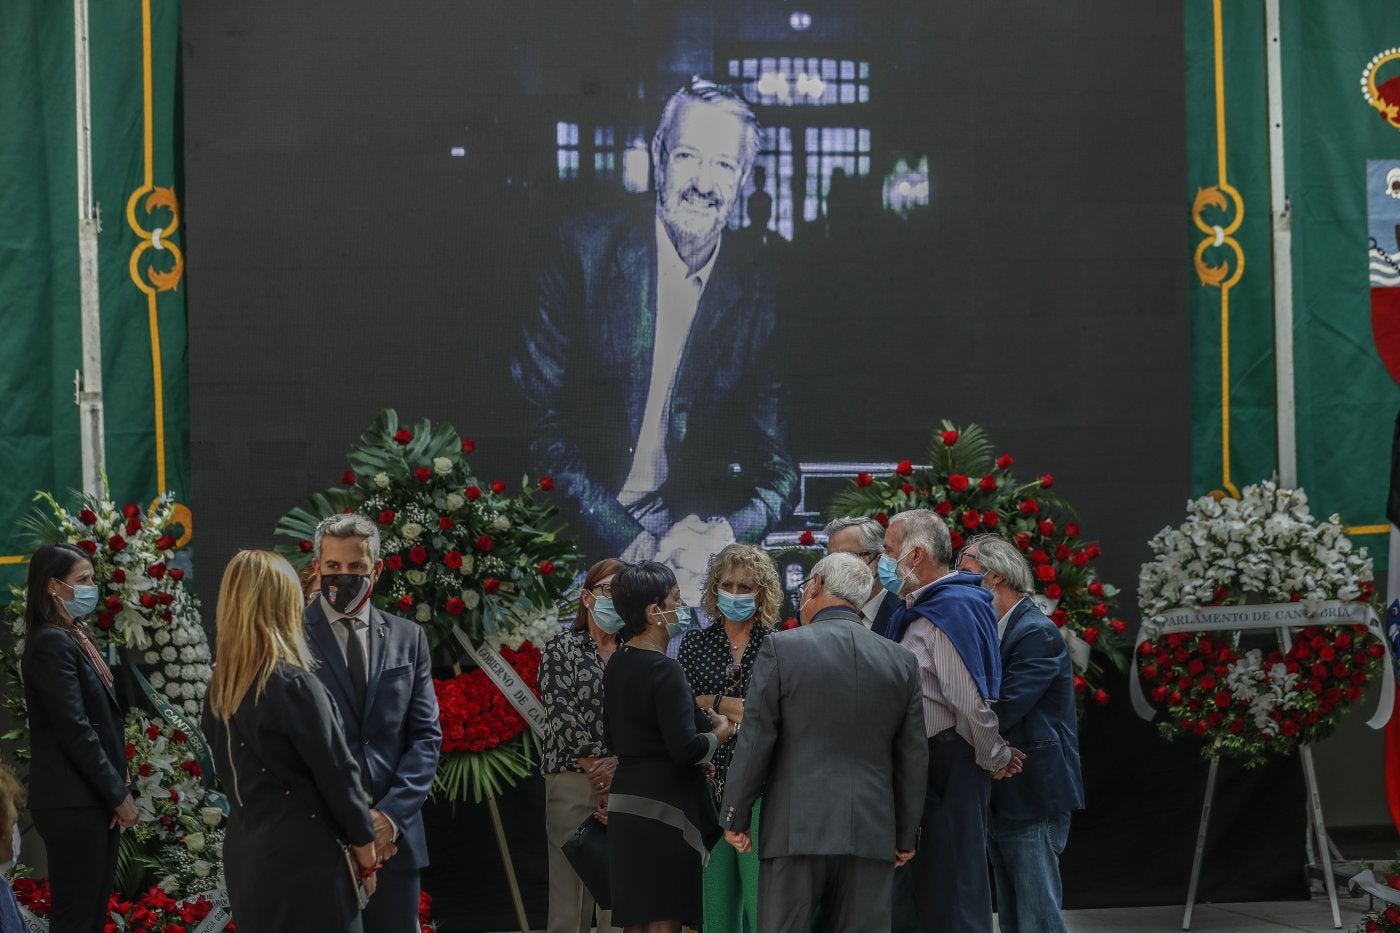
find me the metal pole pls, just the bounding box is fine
[487,796,531,933]
[1299,745,1342,928]
[1264,0,1296,487]
[1182,754,1221,930]
[73,0,105,498]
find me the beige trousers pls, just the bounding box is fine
[544,770,619,933]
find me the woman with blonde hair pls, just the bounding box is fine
[202,550,377,931]
[678,543,782,933]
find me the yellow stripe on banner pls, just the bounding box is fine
[140,0,166,494]
[142,0,153,191]
[1344,524,1392,537]
[1212,0,1240,499]
[0,556,28,566]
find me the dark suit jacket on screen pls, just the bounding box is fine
[718,606,928,860]
[305,601,442,870]
[511,198,798,556]
[991,598,1084,821]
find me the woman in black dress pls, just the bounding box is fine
[604,561,736,933]
[202,550,378,931]
[21,543,139,932]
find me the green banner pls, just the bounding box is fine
[0,0,189,590]
[1187,0,1400,565]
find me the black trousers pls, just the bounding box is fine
[758,853,892,933]
[910,733,993,933]
[361,866,421,933]
[32,806,119,933]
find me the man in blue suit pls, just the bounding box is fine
[960,534,1083,933]
[308,514,442,933]
[824,516,904,639]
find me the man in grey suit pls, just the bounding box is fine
[718,551,928,932]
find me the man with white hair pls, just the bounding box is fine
[882,509,1023,933]
[513,77,797,573]
[718,552,927,932]
[825,515,903,638]
[959,534,1082,933]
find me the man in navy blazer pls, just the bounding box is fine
[960,535,1084,933]
[307,514,442,933]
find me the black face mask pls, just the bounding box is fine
[321,573,371,614]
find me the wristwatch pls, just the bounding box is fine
[710,692,725,716]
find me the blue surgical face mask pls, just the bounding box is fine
[590,596,626,634]
[877,552,911,597]
[55,580,100,619]
[716,590,757,623]
[660,606,696,639]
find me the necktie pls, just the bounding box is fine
[339,618,368,709]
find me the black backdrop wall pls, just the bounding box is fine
[181,2,1310,929]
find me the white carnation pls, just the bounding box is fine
[154,629,171,646]
[161,646,177,662]
[144,650,160,664]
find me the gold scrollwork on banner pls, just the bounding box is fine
[1191,184,1244,289]
[126,185,184,294]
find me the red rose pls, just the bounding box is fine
[995,453,1014,469]
[539,475,554,491]
[79,508,98,526]
[490,479,507,494]
[444,551,463,569]
[978,475,997,491]
[147,563,166,580]
[856,472,873,487]
[1073,675,1087,693]
[1029,549,1049,565]
[1071,550,1090,566]
[1151,685,1169,703]
[378,509,396,524]
[1036,473,1053,488]
[439,516,455,531]
[125,742,137,759]
[145,723,161,740]
[1087,581,1104,597]
[1051,609,1068,627]
[948,474,969,491]
[900,483,915,494]
[934,501,953,516]
[1038,519,1055,537]
[156,591,174,606]
[465,485,482,500]
[1093,688,1109,706]
[940,430,959,446]
[446,598,465,616]
[398,595,414,612]
[125,517,143,536]
[1280,719,1300,737]
[341,471,357,486]
[1035,564,1056,582]
[394,428,414,444]
[1044,583,1062,599]
[1142,664,1158,679]
[180,759,202,777]
[409,546,428,565]
[1055,544,1071,560]
[1065,522,1081,537]
[798,530,815,546]
[984,512,999,529]
[539,561,555,576]
[138,763,153,777]
[1014,533,1031,550]
[895,459,913,476]
[1290,591,1303,603]
[414,467,433,483]
[111,568,126,583]
[1082,626,1100,645]
[874,512,889,527]
[1319,645,1335,661]
[107,595,123,611]
[476,535,494,552]
[1019,499,1038,515]
[1110,619,1127,635]
[108,535,127,552]
[1086,543,1101,559]
[461,438,476,453]
[949,530,964,550]
[961,510,981,529]
[386,555,404,571]
[483,577,501,595]
[139,593,158,609]
[1092,602,1108,618]
[156,533,177,550]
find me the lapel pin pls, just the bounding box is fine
[377,624,387,638]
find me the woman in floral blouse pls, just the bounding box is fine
[678,543,783,933]
[539,557,626,933]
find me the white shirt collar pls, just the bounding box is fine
[321,593,372,628]
[859,590,885,627]
[655,214,721,287]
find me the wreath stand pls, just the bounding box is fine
[1180,622,1344,930]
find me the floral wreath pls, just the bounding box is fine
[276,409,577,803]
[823,420,1132,704]
[1136,481,1383,766]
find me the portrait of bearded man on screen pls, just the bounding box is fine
[512,77,797,601]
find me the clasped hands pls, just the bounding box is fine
[990,746,1027,780]
[110,794,139,829]
[581,755,618,826]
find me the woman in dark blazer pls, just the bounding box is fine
[21,542,139,932]
[202,550,378,931]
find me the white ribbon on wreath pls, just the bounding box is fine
[1129,599,1394,729]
